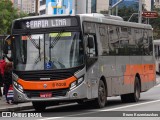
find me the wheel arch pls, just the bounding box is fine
[100,76,107,96]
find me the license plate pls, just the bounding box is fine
[40,93,52,98]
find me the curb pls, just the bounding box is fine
[0,105,33,112]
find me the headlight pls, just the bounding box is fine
[13,81,18,86]
[70,77,84,90]
[13,81,24,93]
[77,77,84,84]
[70,81,76,90]
[17,84,24,93]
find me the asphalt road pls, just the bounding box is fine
[1,76,160,120]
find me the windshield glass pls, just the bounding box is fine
[14,32,84,71]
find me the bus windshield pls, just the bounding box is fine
[13,32,84,71]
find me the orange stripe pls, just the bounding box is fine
[17,76,77,90]
[124,64,155,84]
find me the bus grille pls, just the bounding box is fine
[14,71,73,80]
[24,89,69,98]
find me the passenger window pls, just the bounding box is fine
[108,26,120,55]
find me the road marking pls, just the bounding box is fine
[100,99,160,111]
[155,84,160,87]
[39,117,63,120]
[38,99,160,120]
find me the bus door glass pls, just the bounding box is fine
[86,34,98,68]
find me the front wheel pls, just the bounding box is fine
[32,102,46,111]
[93,80,107,108]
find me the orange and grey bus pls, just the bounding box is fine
[6,14,155,111]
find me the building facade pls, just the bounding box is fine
[39,0,87,15]
[155,0,160,8]
[110,0,154,11]
[39,0,109,15]
[96,0,109,13]
[13,0,36,14]
[143,0,151,11]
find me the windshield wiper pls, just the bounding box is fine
[27,35,42,65]
[49,29,64,61]
[38,36,41,61]
[28,35,40,49]
[50,29,65,49]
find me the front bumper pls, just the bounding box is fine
[13,81,87,102]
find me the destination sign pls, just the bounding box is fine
[26,19,71,29]
[13,17,78,30]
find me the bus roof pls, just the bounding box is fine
[79,14,152,30]
[14,13,152,30]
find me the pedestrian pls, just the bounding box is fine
[0,56,6,77]
[0,56,6,97]
[0,71,3,98]
[3,62,13,104]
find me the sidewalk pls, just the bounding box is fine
[0,96,33,112]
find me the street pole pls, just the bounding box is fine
[21,0,22,11]
[116,0,119,16]
[116,5,118,16]
[35,0,39,15]
[138,0,142,23]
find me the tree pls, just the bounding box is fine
[118,3,146,22]
[100,10,108,14]
[148,7,160,39]
[0,0,27,35]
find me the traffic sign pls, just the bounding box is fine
[142,11,159,18]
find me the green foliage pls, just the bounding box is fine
[149,7,160,39]
[118,3,141,22]
[0,0,27,35]
[100,10,108,14]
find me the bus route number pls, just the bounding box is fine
[53,83,66,87]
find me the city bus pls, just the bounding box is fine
[154,40,160,73]
[5,14,156,111]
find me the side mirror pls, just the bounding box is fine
[87,36,94,48]
[3,41,8,54]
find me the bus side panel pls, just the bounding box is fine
[98,56,116,97]
[142,56,156,91]
[116,56,131,95]
[129,56,143,93]
[86,61,99,99]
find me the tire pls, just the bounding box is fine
[93,80,107,108]
[130,77,141,102]
[121,77,140,103]
[32,102,46,111]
